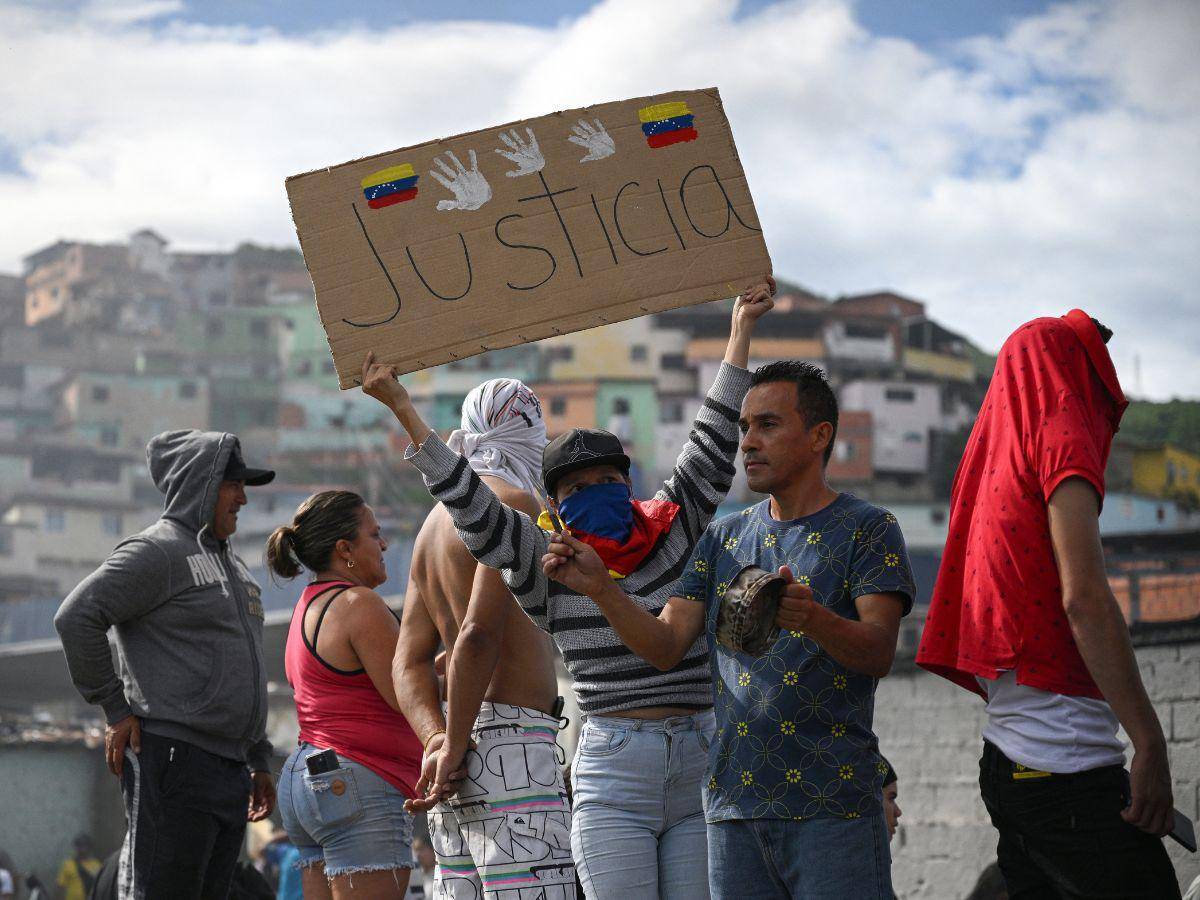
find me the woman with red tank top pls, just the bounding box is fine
[266,491,422,900]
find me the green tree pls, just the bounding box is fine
[1119,400,1200,454]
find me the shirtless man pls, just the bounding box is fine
[392,379,575,900]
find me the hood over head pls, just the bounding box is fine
[146,429,240,537]
[996,308,1128,437]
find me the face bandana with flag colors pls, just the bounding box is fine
[538,482,680,579]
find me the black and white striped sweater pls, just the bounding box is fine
[405,362,752,717]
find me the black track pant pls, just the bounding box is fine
[117,731,251,900]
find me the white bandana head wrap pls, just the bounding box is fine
[447,378,547,503]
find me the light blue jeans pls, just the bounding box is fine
[707,814,892,899]
[570,709,715,900]
[278,743,415,879]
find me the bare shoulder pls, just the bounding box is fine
[338,585,399,624]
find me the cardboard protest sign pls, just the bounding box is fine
[285,87,772,389]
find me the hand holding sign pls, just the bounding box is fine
[360,350,409,409]
[568,118,616,162]
[430,149,492,212]
[734,275,777,325]
[495,127,545,178]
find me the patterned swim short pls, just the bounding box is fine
[429,702,576,898]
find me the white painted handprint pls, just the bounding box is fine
[495,128,545,178]
[429,149,492,212]
[568,118,616,163]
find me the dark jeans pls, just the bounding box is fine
[979,740,1180,899]
[118,731,252,900]
[707,815,893,899]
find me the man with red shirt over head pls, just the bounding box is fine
[917,309,1179,899]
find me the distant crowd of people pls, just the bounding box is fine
[53,278,1187,898]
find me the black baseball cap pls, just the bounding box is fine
[224,444,275,487]
[543,428,630,496]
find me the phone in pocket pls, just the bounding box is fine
[305,748,339,777]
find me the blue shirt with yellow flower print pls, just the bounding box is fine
[677,493,915,823]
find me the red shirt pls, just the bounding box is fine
[285,581,423,795]
[916,310,1127,699]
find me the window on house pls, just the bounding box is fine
[0,529,12,556]
[100,426,119,447]
[550,397,567,416]
[885,388,915,403]
[613,397,630,415]
[179,381,197,400]
[39,329,71,348]
[45,508,65,532]
[835,443,856,461]
[660,400,684,424]
[297,360,312,377]
[102,513,123,536]
[0,365,25,389]
[91,384,110,402]
[630,345,647,362]
[845,323,888,340]
[208,290,228,307]
[661,353,687,371]
[931,509,946,524]
[903,431,922,443]
[207,319,225,338]
[547,346,574,362]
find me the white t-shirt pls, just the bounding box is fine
[0,868,14,896]
[979,671,1126,773]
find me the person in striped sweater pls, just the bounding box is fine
[360,276,774,900]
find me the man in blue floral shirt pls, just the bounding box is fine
[540,361,914,899]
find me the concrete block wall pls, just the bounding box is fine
[0,742,124,891]
[876,641,1200,899]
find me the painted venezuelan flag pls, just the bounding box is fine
[637,100,698,149]
[361,164,419,209]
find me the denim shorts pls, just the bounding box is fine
[278,742,415,878]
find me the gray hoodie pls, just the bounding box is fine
[55,430,272,771]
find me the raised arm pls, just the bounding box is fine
[361,353,551,620]
[660,278,774,540]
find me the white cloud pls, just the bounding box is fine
[79,0,183,26]
[0,0,1196,397]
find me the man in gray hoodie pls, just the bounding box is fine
[56,429,277,900]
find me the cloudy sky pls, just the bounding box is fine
[1,0,1196,398]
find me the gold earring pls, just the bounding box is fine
[346,559,356,568]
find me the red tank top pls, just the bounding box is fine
[285,581,422,796]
